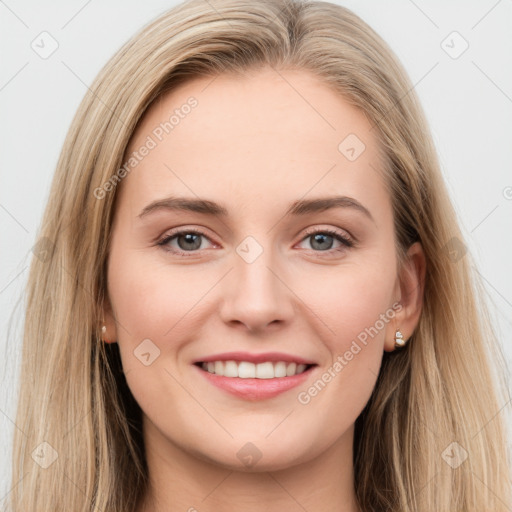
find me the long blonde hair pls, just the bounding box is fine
[7,1,511,510]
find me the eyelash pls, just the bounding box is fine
[156,226,354,258]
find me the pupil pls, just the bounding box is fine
[311,233,333,251]
[179,233,201,250]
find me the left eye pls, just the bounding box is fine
[297,228,354,252]
[157,228,353,256]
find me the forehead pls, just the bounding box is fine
[118,67,387,220]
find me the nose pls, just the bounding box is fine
[219,247,295,333]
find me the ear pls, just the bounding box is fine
[101,295,118,344]
[384,241,426,352]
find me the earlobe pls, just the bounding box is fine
[385,242,426,352]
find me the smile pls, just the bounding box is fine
[193,360,318,400]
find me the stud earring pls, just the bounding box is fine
[394,329,407,348]
[101,324,114,343]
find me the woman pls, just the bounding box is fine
[7,0,511,511]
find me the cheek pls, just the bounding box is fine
[292,254,397,417]
[106,253,208,414]
[107,250,215,356]
[300,259,397,346]
[109,265,170,335]
[293,269,395,441]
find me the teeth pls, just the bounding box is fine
[214,361,224,376]
[255,362,274,379]
[200,360,310,379]
[224,360,238,377]
[239,361,256,378]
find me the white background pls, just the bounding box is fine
[1,0,511,496]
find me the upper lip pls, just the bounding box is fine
[194,351,317,365]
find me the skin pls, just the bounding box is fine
[103,66,425,512]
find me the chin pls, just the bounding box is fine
[190,436,314,473]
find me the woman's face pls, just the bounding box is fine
[105,67,422,471]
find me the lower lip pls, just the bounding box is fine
[193,364,316,400]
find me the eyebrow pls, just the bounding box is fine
[138,195,374,222]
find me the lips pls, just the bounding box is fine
[192,351,318,400]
